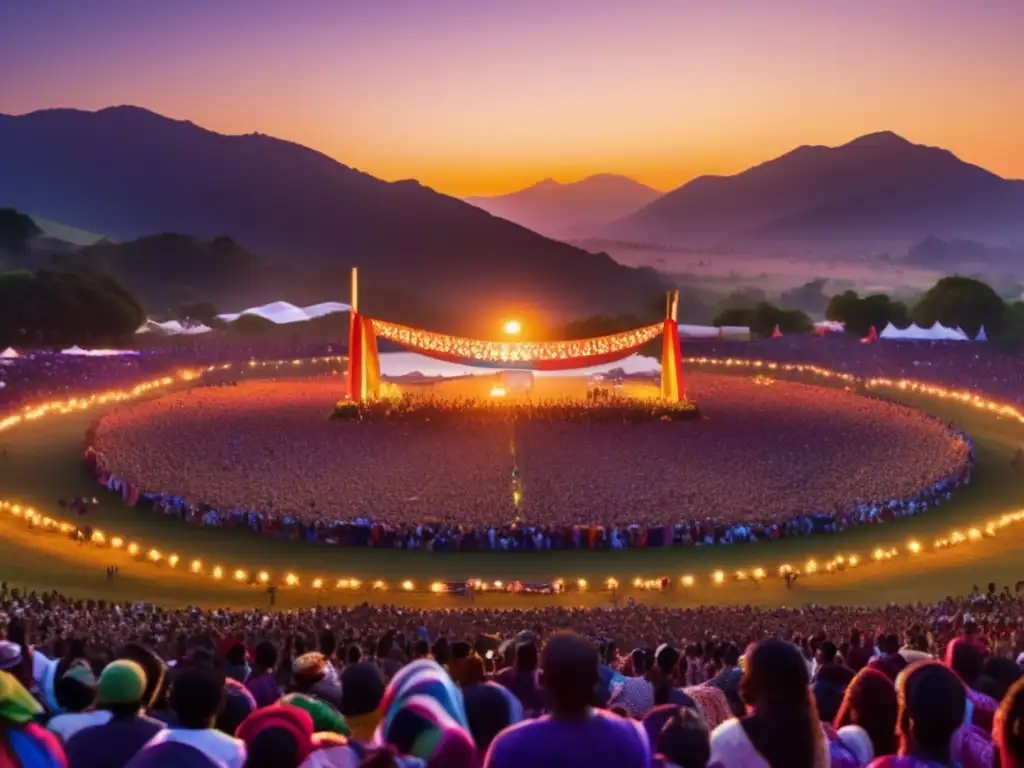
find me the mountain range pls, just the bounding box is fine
[0,106,667,330]
[465,175,661,239]
[608,132,1024,250]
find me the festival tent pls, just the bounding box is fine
[771,325,783,338]
[677,324,751,341]
[976,325,988,342]
[60,346,140,357]
[216,300,351,325]
[813,320,845,333]
[0,347,19,359]
[879,322,970,341]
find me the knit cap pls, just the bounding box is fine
[97,659,147,705]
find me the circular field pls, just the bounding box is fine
[0,360,1020,611]
[91,372,969,532]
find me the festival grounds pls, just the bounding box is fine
[0,359,1021,611]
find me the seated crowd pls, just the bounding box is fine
[2,582,1024,766]
[87,375,973,552]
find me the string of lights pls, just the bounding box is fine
[0,354,1022,597]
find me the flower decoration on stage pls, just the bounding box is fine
[372,319,662,369]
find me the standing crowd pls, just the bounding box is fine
[3,582,1024,766]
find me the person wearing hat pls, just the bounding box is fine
[0,669,67,768]
[235,704,316,768]
[46,661,102,742]
[339,662,386,744]
[63,659,166,768]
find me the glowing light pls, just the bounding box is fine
[873,548,885,561]
[111,537,124,549]
[350,579,362,589]
[490,386,507,398]
[605,577,619,590]
[805,560,818,574]
[577,578,588,590]
[285,573,299,586]
[147,548,161,562]
[494,580,504,589]
[127,542,140,556]
[92,531,105,544]
[168,554,179,568]
[312,578,323,590]
[712,570,725,585]
[633,577,643,588]
[848,555,859,567]
[401,580,414,591]
[502,319,522,336]
[259,571,269,583]
[234,569,247,582]
[752,568,765,581]
[681,575,695,587]
[778,564,793,576]
[212,566,223,579]
[190,559,202,573]
[431,582,446,593]
[373,579,387,590]
[968,528,982,541]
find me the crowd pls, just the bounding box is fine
[341,393,698,424]
[3,582,1024,766]
[89,375,972,551]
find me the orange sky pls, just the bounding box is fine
[2,1,1023,196]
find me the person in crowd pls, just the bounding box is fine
[944,637,999,731]
[245,641,281,709]
[492,640,545,717]
[63,659,166,768]
[46,662,100,742]
[134,663,246,768]
[996,676,1024,768]
[833,668,898,760]
[463,682,523,757]
[339,663,386,744]
[653,707,710,768]
[0,669,66,767]
[709,638,829,767]
[235,704,315,768]
[483,632,650,768]
[867,661,967,768]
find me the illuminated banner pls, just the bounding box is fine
[371,319,663,371]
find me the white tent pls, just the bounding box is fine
[814,320,845,333]
[216,300,351,325]
[880,322,970,341]
[0,347,19,359]
[61,346,140,357]
[677,324,751,341]
[976,325,988,342]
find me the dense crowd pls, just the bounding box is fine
[88,375,972,551]
[3,582,1024,766]
[342,393,698,424]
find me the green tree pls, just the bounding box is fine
[826,291,908,336]
[713,302,812,338]
[780,278,830,316]
[911,276,1004,338]
[0,208,42,255]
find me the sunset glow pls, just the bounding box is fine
[2,0,1022,195]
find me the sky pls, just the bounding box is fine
[2,0,1023,197]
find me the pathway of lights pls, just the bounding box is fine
[1,355,1024,597]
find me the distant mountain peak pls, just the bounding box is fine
[466,174,662,238]
[843,130,913,148]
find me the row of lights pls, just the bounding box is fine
[1,355,1022,596]
[4,495,1021,595]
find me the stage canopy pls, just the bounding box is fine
[372,319,663,371]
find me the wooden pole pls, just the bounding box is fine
[351,266,359,315]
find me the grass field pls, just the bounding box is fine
[1,362,1023,611]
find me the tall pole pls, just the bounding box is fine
[347,267,363,401]
[351,266,359,315]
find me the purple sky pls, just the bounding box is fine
[2,0,1022,195]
